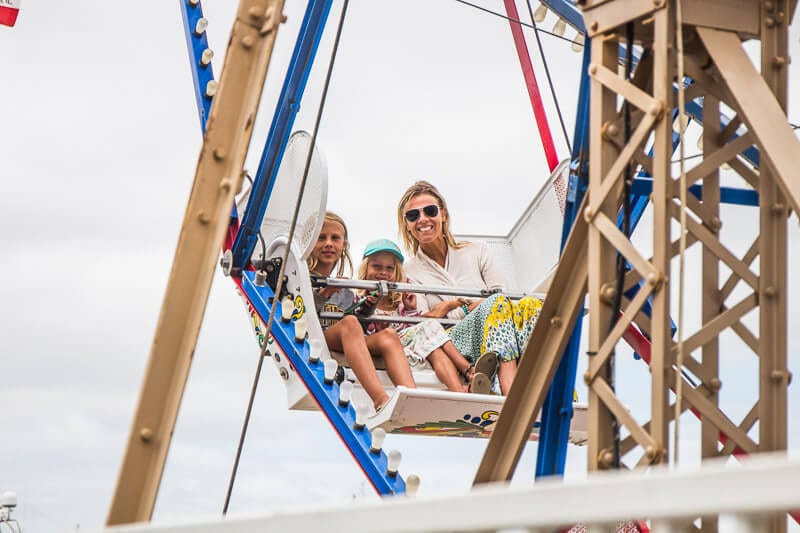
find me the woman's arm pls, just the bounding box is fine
[423,299,463,319]
[478,241,508,291]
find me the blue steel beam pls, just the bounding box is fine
[179,0,216,132]
[231,0,334,270]
[535,41,591,480]
[541,0,585,33]
[241,271,406,495]
[631,178,759,206]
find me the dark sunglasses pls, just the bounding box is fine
[404,204,440,222]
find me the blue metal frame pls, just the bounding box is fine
[542,0,585,33]
[179,0,216,132]
[631,177,759,206]
[179,0,406,496]
[231,0,334,270]
[535,40,591,479]
[241,271,406,495]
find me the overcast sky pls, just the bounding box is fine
[1,1,799,531]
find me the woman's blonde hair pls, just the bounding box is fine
[307,211,353,277]
[397,180,466,255]
[357,252,404,309]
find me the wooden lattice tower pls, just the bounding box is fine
[479,1,798,530]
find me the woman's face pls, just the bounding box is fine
[365,252,398,282]
[313,219,346,274]
[403,193,444,247]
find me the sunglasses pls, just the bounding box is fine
[404,204,440,222]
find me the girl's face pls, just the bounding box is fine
[313,219,346,275]
[365,252,398,282]
[403,193,444,246]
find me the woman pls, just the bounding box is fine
[397,181,543,394]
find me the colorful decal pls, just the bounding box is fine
[238,287,306,349]
[291,294,306,320]
[390,409,541,439]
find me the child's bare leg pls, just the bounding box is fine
[498,359,517,395]
[427,349,467,392]
[441,341,471,377]
[365,329,416,389]
[324,316,389,408]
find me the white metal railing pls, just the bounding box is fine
[98,452,800,532]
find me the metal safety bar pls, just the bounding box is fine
[311,277,546,301]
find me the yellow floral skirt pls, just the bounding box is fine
[447,294,543,363]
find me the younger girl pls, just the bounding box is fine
[308,212,416,410]
[357,238,495,394]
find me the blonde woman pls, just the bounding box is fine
[397,182,543,395]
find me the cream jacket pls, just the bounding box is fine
[404,241,507,320]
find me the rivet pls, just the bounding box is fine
[600,284,616,304]
[219,178,233,193]
[602,121,619,138]
[583,206,595,222]
[590,21,598,32]
[766,17,776,28]
[213,147,226,161]
[709,216,722,232]
[241,35,255,49]
[764,286,777,298]
[772,56,786,69]
[279,367,290,381]
[598,449,615,468]
[550,316,562,328]
[139,427,154,443]
[198,211,211,225]
[771,202,786,215]
[583,371,592,385]
[769,370,787,382]
[649,101,664,118]
[644,445,659,460]
[647,272,661,287]
[588,63,598,76]
[707,377,722,392]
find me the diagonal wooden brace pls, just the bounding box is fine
[697,26,800,215]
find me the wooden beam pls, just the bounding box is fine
[697,26,800,215]
[106,0,286,525]
[474,201,589,484]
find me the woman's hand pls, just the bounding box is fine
[466,299,484,312]
[424,299,462,318]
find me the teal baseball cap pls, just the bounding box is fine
[363,238,404,262]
